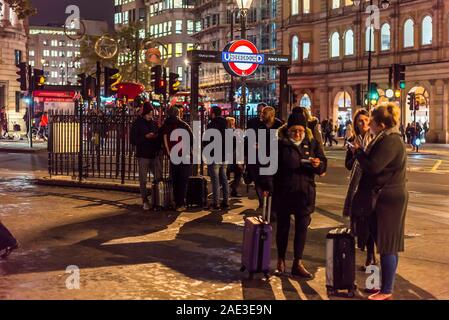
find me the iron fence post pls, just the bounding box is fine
[78,99,84,182]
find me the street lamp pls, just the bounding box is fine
[236,0,253,128]
[352,0,390,109]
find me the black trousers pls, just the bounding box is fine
[170,163,191,207]
[276,212,311,260]
[228,164,243,193]
[247,164,263,207]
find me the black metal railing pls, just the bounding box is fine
[48,105,262,184]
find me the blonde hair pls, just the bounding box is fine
[371,103,401,129]
[226,116,236,128]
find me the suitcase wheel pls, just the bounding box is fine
[347,289,355,298]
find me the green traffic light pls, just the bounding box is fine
[400,81,406,89]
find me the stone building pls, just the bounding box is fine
[0,0,28,130]
[280,0,449,143]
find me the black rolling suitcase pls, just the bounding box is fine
[0,222,18,260]
[326,228,356,297]
[186,176,208,208]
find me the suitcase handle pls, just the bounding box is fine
[262,191,272,223]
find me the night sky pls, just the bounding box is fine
[29,0,114,27]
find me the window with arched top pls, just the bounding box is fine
[330,32,340,58]
[291,0,299,15]
[292,36,299,61]
[300,94,312,109]
[404,19,415,48]
[365,25,375,52]
[381,23,391,51]
[422,15,433,45]
[345,29,354,55]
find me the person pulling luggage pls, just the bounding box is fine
[271,112,327,278]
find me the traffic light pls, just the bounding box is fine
[16,62,28,91]
[151,65,162,92]
[77,73,87,98]
[169,72,181,96]
[104,67,120,97]
[407,92,416,111]
[154,67,167,95]
[32,69,45,91]
[368,83,379,105]
[86,76,96,99]
[393,64,406,90]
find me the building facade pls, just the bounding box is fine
[146,0,196,84]
[281,0,449,143]
[28,20,109,86]
[192,0,280,107]
[0,0,27,129]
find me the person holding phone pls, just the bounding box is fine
[343,109,377,272]
[270,112,327,278]
[348,104,408,300]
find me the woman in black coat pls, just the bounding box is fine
[343,108,377,271]
[272,112,327,278]
[349,103,408,300]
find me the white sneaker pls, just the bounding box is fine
[143,203,151,211]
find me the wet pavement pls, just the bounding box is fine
[0,152,448,300]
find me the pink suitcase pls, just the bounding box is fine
[240,193,273,279]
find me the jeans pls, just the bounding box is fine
[170,162,192,207]
[138,157,163,203]
[207,163,229,206]
[381,254,399,294]
[276,213,311,260]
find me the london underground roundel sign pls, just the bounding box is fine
[222,40,265,77]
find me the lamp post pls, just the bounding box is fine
[352,0,390,109]
[236,0,253,128]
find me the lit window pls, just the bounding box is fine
[303,42,310,60]
[345,29,354,55]
[422,16,432,45]
[303,0,310,14]
[404,19,414,48]
[291,0,299,15]
[381,23,391,51]
[292,36,299,60]
[330,32,340,58]
[332,0,340,9]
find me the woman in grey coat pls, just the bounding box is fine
[349,103,408,300]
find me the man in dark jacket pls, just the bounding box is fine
[205,106,230,210]
[272,112,327,278]
[248,106,283,209]
[161,106,193,209]
[131,103,162,211]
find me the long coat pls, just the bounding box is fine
[272,136,327,215]
[355,132,408,254]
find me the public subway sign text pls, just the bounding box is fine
[221,52,265,65]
